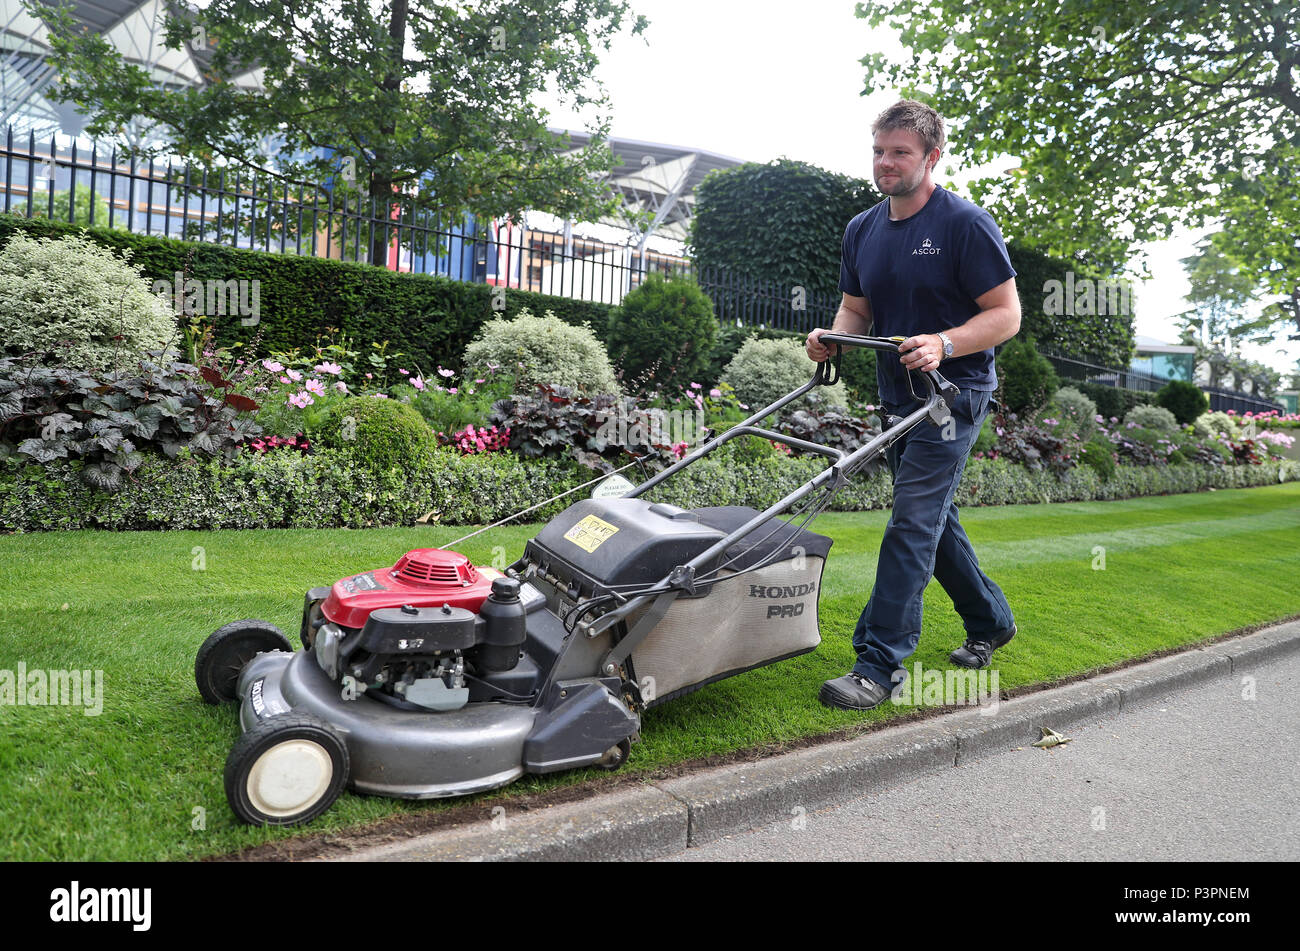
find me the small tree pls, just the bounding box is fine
[1156,380,1209,425]
[995,336,1059,415]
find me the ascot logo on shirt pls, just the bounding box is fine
[912,237,941,255]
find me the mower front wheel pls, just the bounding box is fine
[195,620,292,704]
[595,737,633,771]
[224,712,350,826]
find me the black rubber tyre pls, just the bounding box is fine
[194,620,291,704]
[595,737,633,771]
[224,712,350,826]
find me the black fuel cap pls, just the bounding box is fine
[491,577,521,600]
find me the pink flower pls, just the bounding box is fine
[371,393,388,399]
[689,382,701,389]
[438,366,455,378]
[365,372,373,380]
[709,388,722,398]
[304,379,326,396]
[314,362,343,375]
[235,359,244,365]
[412,376,426,391]
[334,381,348,393]
[475,378,485,384]
[399,368,409,376]
[288,392,313,408]
[448,387,458,395]
[279,375,290,384]
[286,368,303,382]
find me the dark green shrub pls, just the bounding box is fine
[1076,381,1151,421]
[309,396,437,472]
[996,336,1060,415]
[606,274,716,393]
[840,346,879,404]
[1079,438,1116,482]
[700,321,751,388]
[707,422,787,466]
[1156,380,1209,425]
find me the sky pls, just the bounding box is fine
[532,0,1297,378]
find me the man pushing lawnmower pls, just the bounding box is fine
[808,99,1021,711]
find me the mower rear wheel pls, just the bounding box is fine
[595,737,632,771]
[195,620,291,704]
[224,712,349,826]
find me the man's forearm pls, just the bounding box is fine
[943,306,1018,359]
[831,305,872,336]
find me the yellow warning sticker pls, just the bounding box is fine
[563,515,620,553]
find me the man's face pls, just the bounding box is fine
[873,128,936,197]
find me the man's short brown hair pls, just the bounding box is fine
[872,99,946,163]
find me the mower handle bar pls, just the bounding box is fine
[628,333,957,500]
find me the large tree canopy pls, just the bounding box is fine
[857,0,1299,336]
[33,0,646,264]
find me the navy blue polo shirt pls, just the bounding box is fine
[838,184,1016,404]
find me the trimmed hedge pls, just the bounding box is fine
[0,213,614,376]
[3,450,1295,533]
[0,450,590,532]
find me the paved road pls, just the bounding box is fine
[662,650,1300,861]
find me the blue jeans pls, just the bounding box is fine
[851,388,1014,688]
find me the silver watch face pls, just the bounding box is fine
[941,334,953,356]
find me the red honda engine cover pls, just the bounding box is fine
[320,548,501,630]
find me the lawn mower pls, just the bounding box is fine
[194,333,958,826]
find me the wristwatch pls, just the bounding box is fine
[937,331,954,360]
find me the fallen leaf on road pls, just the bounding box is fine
[1032,726,1072,749]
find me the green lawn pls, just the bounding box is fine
[3,482,1299,860]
